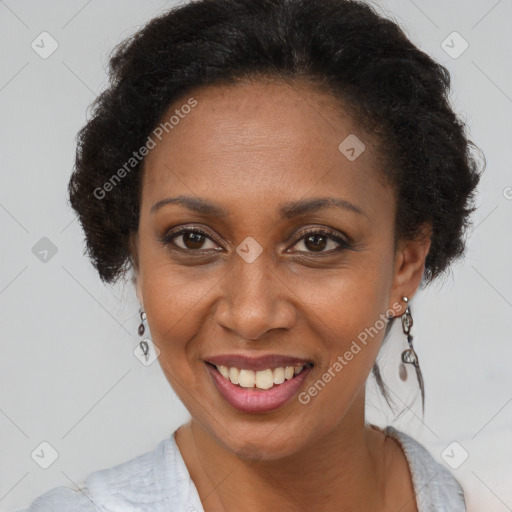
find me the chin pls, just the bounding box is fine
[206,416,315,462]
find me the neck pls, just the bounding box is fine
[175,391,389,512]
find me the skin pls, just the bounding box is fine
[130,78,431,512]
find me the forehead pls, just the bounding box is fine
[141,79,392,217]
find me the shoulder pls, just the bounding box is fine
[21,432,203,512]
[384,426,466,512]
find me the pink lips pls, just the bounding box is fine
[204,354,313,414]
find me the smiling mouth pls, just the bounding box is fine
[206,362,314,391]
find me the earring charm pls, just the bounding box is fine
[399,296,425,412]
[138,309,146,336]
[138,308,150,362]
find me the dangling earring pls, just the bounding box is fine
[138,307,150,362]
[398,297,425,410]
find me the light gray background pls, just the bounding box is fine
[1,1,511,511]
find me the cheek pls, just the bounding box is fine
[302,274,389,370]
[139,261,225,390]
[136,228,215,342]
[293,278,389,432]
[287,255,393,400]
[140,269,208,402]
[142,269,207,345]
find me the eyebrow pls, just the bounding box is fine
[150,195,367,218]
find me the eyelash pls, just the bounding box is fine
[158,226,351,255]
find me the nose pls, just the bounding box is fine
[213,250,296,341]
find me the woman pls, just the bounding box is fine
[23,0,481,510]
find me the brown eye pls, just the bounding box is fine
[304,233,328,252]
[290,229,350,254]
[179,231,207,250]
[160,228,221,252]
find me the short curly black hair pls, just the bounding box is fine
[68,0,482,411]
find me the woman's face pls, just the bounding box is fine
[132,79,429,460]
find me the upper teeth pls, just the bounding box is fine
[216,365,305,389]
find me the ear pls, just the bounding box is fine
[135,275,143,306]
[129,232,143,306]
[389,223,432,312]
